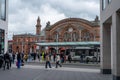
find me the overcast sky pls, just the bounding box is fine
[8,0,100,40]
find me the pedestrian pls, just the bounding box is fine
[8,52,13,68]
[53,52,56,62]
[60,52,64,63]
[0,53,4,69]
[45,52,52,69]
[24,53,28,62]
[68,54,72,63]
[21,52,24,66]
[12,52,15,64]
[42,51,45,61]
[37,52,40,61]
[80,53,84,63]
[33,52,36,61]
[3,52,11,70]
[64,54,66,63]
[56,54,62,68]
[17,52,22,69]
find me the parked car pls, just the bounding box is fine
[85,56,97,63]
[71,56,80,62]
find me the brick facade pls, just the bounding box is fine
[45,17,100,43]
[10,16,100,54]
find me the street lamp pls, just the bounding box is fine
[56,31,59,54]
[56,28,60,54]
[22,42,23,53]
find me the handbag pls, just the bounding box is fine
[16,61,18,66]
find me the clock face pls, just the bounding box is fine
[68,28,73,32]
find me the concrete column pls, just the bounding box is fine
[112,12,120,80]
[101,23,111,74]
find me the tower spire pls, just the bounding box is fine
[36,16,41,35]
[37,16,40,25]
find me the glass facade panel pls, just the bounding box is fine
[0,29,5,54]
[0,0,6,20]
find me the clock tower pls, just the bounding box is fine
[36,16,41,35]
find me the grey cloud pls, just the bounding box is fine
[9,0,99,19]
[8,0,100,39]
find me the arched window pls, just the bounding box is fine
[82,32,91,41]
[53,32,59,42]
[72,32,78,41]
[63,32,67,42]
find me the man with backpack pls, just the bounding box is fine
[4,52,11,70]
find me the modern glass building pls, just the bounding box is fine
[0,0,8,54]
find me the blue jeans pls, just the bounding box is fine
[45,61,51,68]
[17,60,21,69]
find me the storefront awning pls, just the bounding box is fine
[36,41,100,47]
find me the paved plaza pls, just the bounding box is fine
[0,64,112,80]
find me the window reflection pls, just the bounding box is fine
[0,0,6,20]
[102,0,106,10]
[108,0,111,3]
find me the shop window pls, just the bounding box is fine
[82,32,91,41]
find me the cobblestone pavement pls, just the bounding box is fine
[0,64,112,80]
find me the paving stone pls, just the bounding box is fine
[0,64,112,80]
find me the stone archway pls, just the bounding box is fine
[47,18,97,42]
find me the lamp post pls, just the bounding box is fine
[56,28,60,54]
[22,42,23,53]
[56,31,59,54]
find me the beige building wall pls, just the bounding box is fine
[0,0,8,53]
[100,0,120,80]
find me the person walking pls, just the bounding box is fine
[3,52,11,70]
[8,52,13,68]
[42,51,45,61]
[37,52,40,61]
[53,52,56,62]
[45,52,52,69]
[12,52,15,64]
[68,54,72,63]
[17,52,22,69]
[60,52,64,63]
[0,54,4,69]
[56,54,62,68]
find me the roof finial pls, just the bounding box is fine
[95,15,99,22]
[46,21,50,27]
[37,16,40,22]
